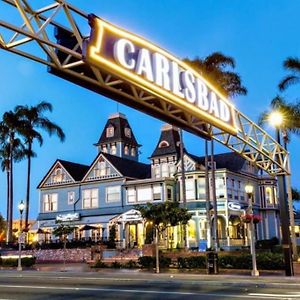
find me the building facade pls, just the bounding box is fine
[36,113,281,250]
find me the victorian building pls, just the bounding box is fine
[36,113,280,250]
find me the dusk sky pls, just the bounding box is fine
[0,1,300,220]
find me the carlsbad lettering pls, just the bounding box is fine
[84,17,237,134]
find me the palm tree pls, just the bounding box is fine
[15,101,65,230]
[258,95,300,261]
[184,52,247,98]
[0,139,26,236]
[279,57,300,91]
[184,52,248,251]
[0,111,25,242]
[258,96,300,143]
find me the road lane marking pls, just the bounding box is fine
[1,273,300,288]
[0,284,289,299]
[249,293,300,298]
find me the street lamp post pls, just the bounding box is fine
[245,184,259,277]
[269,111,294,276]
[17,200,25,272]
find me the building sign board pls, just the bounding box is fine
[228,201,242,211]
[84,16,237,135]
[56,213,80,222]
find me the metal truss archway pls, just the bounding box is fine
[0,0,290,176]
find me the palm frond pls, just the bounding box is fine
[278,75,300,91]
[283,57,300,72]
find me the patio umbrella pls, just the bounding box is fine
[79,224,98,231]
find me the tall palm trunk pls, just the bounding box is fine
[5,167,10,243]
[25,142,32,230]
[7,135,14,243]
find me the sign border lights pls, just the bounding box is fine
[84,15,237,135]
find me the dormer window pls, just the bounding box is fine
[111,144,117,155]
[106,125,114,137]
[131,147,136,156]
[159,141,169,148]
[102,145,107,153]
[124,145,129,155]
[124,127,131,138]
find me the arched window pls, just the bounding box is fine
[158,141,169,148]
[53,167,64,183]
[265,186,274,204]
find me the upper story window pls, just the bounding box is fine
[43,193,58,212]
[131,147,136,156]
[158,140,169,148]
[68,191,75,205]
[94,161,110,177]
[124,145,129,155]
[137,186,152,202]
[127,188,136,203]
[124,128,131,138]
[53,168,64,183]
[265,186,274,204]
[106,186,121,203]
[154,166,160,178]
[111,144,117,155]
[106,125,114,137]
[83,189,98,209]
[186,179,195,200]
[102,145,107,153]
[161,163,169,177]
[153,185,161,201]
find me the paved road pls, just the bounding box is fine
[0,271,299,300]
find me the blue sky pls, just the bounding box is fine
[0,1,300,219]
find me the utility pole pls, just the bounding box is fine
[211,140,219,251]
[179,129,188,250]
[205,140,212,249]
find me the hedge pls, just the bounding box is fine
[92,252,285,270]
[0,256,36,267]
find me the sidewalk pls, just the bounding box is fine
[32,261,300,277]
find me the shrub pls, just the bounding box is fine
[138,256,171,269]
[178,256,206,269]
[123,260,138,269]
[111,261,122,268]
[138,256,154,269]
[218,255,236,269]
[2,258,17,267]
[21,257,36,267]
[256,252,285,270]
[0,256,36,267]
[159,256,171,268]
[92,260,108,268]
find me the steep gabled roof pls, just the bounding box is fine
[186,152,246,173]
[213,152,246,172]
[150,124,182,158]
[37,159,89,188]
[58,160,90,181]
[95,113,140,147]
[101,152,151,179]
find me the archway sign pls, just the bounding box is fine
[0,0,289,176]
